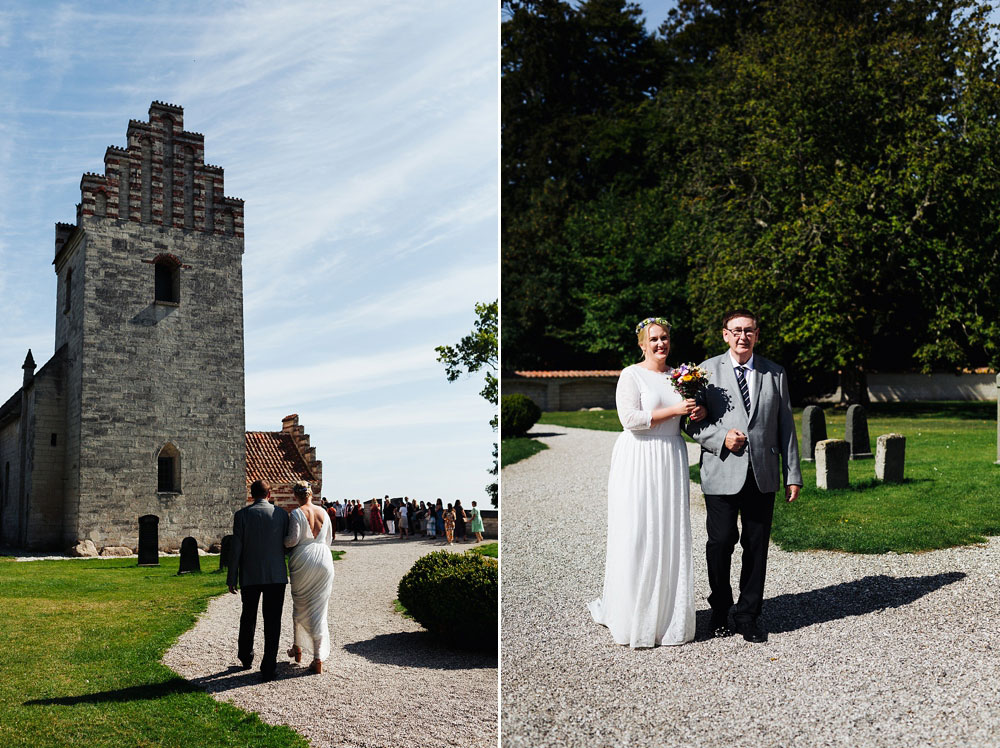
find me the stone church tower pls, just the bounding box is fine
[0,102,246,550]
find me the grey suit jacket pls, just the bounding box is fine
[685,352,802,495]
[226,498,289,589]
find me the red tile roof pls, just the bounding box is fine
[511,370,622,378]
[245,431,316,487]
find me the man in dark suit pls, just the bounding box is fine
[686,309,802,643]
[227,479,289,680]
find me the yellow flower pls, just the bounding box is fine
[682,375,693,382]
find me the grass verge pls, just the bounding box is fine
[501,437,548,467]
[0,555,308,748]
[544,402,1000,553]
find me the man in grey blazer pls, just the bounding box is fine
[685,309,802,643]
[227,479,289,680]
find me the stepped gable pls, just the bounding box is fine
[65,101,244,247]
[245,414,324,510]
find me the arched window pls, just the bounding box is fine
[154,256,180,304]
[157,443,181,493]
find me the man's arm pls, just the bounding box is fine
[227,511,243,593]
[777,367,803,501]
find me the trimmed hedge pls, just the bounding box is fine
[397,550,498,652]
[501,393,541,437]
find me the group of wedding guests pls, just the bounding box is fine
[318,496,485,545]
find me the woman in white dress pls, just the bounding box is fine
[284,480,335,673]
[588,317,704,648]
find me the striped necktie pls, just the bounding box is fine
[735,365,751,414]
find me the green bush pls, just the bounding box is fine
[397,550,498,652]
[501,393,541,436]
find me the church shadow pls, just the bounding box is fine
[694,571,965,640]
[342,631,496,670]
[24,676,197,706]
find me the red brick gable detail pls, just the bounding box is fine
[245,414,323,512]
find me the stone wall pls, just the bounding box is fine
[23,356,67,547]
[65,103,246,550]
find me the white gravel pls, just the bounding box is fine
[163,534,498,748]
[500,424,1000,748]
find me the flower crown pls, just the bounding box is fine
[635,317,671,335]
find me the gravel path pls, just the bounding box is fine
[501,424,1000,748]
[164,534,497,748]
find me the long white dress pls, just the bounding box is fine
[284,507,335,661]
[588,364,695,647]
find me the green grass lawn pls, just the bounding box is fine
[469,542,499,558]
[500,437,548,467]
[0,556,310,748]
[538,402,1000,554]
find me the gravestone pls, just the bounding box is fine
[801,405,827,462]
[219,534,233,571]
[875,433,906,483]
[816,439,850,489]
[137,514,160,566]
[177,536,201,574]
[845,404,873,460]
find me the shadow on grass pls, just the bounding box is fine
[693,571,965,640]
[342,630,496,669]
[24,676,198,706]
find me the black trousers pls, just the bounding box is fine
[238,583,286,674]
[704,466,775,623]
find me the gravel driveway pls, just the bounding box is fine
[164,534,497,748]
[501,424,1000,747]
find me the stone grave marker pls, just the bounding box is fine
[801,405,827,462]
[845,404,873,460]
[137,514,160,566]
[219,534,233,571]
[816,439,850,489]
[875,433,906,483]
[177,536,201,574]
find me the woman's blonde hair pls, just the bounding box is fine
[635,317,671,346]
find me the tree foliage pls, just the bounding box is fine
[436,300,499,505]
[502,0,1000,401]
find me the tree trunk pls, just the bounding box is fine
[839,365,870,406]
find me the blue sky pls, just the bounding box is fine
[0,1,499,503]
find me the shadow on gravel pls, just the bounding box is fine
[184,663,318,693]
[526,432,565,439]
[343,631,497,669]
[765,571,966,634]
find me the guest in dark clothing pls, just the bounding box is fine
[454,499,468,542]
[227,479,289,682]
[382,495,395,535]
[435,499,444,542]
[352,501,365,540]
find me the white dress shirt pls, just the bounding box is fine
[728,351,756,404]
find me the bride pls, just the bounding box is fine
[588,317,704,648]
[284,480,334,673]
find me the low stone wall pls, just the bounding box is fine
[818,373,997,403]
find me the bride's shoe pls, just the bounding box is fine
[309,659,323,674]
[287,646,302,663]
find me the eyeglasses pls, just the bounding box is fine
[725,327,757,338]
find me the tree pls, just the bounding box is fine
[436,301,499,506]
[502,0,669,368]
[655,0,1000,402]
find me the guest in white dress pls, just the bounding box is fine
[588,317,705,648]
[284,480,335,673]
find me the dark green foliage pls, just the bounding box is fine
[501,393,542,436]
[500,437,549,467]
[502,0,1000,401]
[397,551,499,651]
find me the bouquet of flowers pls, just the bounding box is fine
[669,363,710,399]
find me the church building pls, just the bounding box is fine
[0,102,247,551]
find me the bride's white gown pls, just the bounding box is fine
[588,364,695,647]
[284,508,335,661]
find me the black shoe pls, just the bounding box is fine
[709,610,734,638]
[259,669,276,682]
[736,619,768,643]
